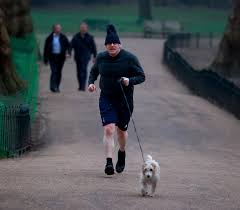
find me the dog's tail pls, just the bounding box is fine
[145,155,153,161]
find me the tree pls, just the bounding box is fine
[0,9,25,95]
[138,0,152,23]
[211,0,240,77]
[0,0,33,95]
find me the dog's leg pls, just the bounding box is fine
[141,181,148,196]
[150,180,157,197]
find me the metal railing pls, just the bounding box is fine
[0,105,31,157]
[163,33,240,119]
[167,32,220,49]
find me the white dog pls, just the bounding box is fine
[140,155,160,197]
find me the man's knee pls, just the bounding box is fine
[117,128,128,139]
[104,124,115,137]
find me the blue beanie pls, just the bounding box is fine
[105,24,121,45]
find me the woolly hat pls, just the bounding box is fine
[104,24,121,45]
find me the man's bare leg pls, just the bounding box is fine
[117,128,128,152]
[103,123,115,158]
[103,123,115,175]
[116,127,128,173]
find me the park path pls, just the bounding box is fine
[0,38,240,210]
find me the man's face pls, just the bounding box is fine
[106,43,121,57]
[53,24,61,34]
[80,23,88,34]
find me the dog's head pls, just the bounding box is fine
[142,161,158,179]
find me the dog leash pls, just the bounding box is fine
[118,79,145,163]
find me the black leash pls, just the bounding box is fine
[118,79,145,162]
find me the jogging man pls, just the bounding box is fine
[88,24,145,175]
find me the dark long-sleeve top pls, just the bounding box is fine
[70,32,97,61]
[88,49,145,99]
[43,33,70,63]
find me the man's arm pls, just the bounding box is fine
[91,36,97,58]
[88,56,99,85]
[63,35,71,56]
[43,36,49,64]
[128,55,145,86]
[69,35,76,56]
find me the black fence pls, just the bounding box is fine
[163,33,240,119]
[167,32,220,49]
[0,105,31,157]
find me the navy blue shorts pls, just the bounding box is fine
[99,93,133,131]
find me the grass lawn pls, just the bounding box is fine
[31,4,229,35]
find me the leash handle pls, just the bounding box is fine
[117,78,124,84]
[118,79,145,163]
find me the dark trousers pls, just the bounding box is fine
[49,55,65,91]
[76,59,89,91]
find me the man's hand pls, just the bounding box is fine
[66,53,71,59]
[88,84,96,92]
[121,77,129,86]
[92,58,96,64]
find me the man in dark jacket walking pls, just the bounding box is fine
[88,24,145,175]
[44,24,70,93]
[71,22,97,91]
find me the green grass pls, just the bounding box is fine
[31,5,229,35]
[0,33,39,120]
[10,34,39,120]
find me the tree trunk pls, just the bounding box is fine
[138,0,152,23]
[0,0,33,95]
[211,0,240,77]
